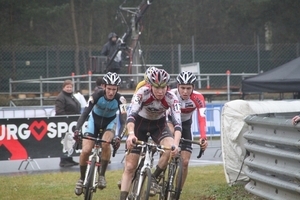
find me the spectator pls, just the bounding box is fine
[94,76,104,92]
[101,32,122,74]
[55,80,80,167]
[73,90,87,113]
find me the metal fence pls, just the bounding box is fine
[1,43,299,93]
[243,114,300,200]
[8,72,253,107]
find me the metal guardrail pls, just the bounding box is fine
[243,114,300,200]
[8,72,257,106]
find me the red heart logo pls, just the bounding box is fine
[29,120,48,141]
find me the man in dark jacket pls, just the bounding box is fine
[55,80,81,167]
[101,32,122,74]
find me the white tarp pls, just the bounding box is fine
[221,100,300,185]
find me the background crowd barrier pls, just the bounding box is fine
[7,72,255,107]
[0,103,224,162]
[0,115,80,161]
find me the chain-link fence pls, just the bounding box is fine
[1,43,299,94]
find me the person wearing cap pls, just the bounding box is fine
[101,32,122,74]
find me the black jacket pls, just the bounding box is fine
[55,90,81,116]
[101,32,122,69]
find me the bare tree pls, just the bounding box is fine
[70,0,80,76]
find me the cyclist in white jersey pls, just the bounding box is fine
[119,69,182,200]
[167,71,208,192]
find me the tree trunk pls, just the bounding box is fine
[70,0,80,76]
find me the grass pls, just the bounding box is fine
[0,165,264,200]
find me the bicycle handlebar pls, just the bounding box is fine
[133,139,174,151]
[179,138,205,159]
[81,134,111,144]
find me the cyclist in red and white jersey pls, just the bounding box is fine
[119,69,182,200]
[167,71,208,191]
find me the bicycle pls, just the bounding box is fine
[156,138,204,200]
[75,129,118,200]
[127,136,174,200]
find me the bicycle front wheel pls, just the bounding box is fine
[166,157,183,200]
[128,176,139,200]
[84,157,96,200]
[137,168,152,200]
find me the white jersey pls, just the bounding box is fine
[169,88,207,139]
[127,85,182,131]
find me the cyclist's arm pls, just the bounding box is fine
[194,93,207,140]
[75,92,99,130]
[117,95,128,138]
[169,94,182,147]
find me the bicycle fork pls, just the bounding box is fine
[135,150,152,196]
[84,152,101,190]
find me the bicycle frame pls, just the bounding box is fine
[135,142,155,196]
[80,131,114,200]
[83,137,102,189]
[158,138,202,200]
[128,140,172,200]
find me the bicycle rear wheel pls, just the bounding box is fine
[166,157,183,200]
[137,168,152,200]
[84,157,96,200]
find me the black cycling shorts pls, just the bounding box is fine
[130,115,173,154]
[180,118,193,153]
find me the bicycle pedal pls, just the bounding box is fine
[127,194,134,200]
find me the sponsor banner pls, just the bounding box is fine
[0,115,80,161]
[192,103,223,137]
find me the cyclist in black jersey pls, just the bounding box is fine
[74,72,127,196]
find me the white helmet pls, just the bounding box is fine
[147,69,170,87]
[144,67,158,83]
[176,71,196,85]
[103,72,121,86]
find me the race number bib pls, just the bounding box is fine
[119,104,127,114]
[173,103,181,113]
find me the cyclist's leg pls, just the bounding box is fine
[180,119,193,190]
[151,118,174,176]
[75,118,96,195]
[120,152,139,200]
[98,124,115,189]
[180,151,191,188]
[150,118,174,195]
[156,136,173,171]
[75,137,94,195]
[120,116,148,200]
[80,118,97,179]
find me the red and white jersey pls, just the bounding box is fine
[170,88,206,139]
[127,85,182,132]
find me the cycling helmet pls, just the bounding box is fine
[144,67,158,82]
[103,72,121,86]
[176,71,196,85]
[148,69,170,87]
